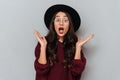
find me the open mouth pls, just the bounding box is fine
[59,27,64,34]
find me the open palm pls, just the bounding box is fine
[34,30,47,47]
[76,34,94,47]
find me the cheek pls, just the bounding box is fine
[54,24,58,32]
[65,24,70,32]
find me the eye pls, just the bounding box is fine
[63,19,69,23]
[55,18,60,22]
[64,19,68,22]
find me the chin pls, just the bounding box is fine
[58,34,65,37]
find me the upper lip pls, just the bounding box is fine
[59,27,64,30]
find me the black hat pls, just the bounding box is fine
[44,4,81,32]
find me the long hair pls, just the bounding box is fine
[45,11,78,68]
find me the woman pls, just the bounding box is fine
[34,4,93,80]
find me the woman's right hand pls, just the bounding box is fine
[34,30,47,64]
[34,30,47,48]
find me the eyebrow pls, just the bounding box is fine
[55,16,68,18]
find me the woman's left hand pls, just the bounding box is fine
[76,34,94,48]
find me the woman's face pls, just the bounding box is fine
[54,11,70,39]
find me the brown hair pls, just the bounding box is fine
[45,11,78,68]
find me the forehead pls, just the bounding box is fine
[55,11,68,17]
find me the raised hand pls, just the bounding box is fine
[34,30,47,48]
[76,34,94,48]
[74,34,94,59]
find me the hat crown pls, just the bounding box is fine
[44,4,81,32]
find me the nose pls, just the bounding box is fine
[59,20,64,25]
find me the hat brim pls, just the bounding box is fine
[44,4,81,32]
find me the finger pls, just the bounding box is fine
[42,37,47,44]
[84,34,94,43]
[34,30,38,37]
[35,34,42,42]
[87,34,94,40]
[34,29,39,35]
[34,31,43,41]
[34,30,42,37]
[34,30,43,42]
[42,36,46,40]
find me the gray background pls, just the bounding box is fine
[0,0,120,80]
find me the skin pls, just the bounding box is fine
[54,12,70,42]
[34,11,94,64]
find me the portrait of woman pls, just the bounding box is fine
[34,4,93,80]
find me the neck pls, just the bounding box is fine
[58,37,64,43]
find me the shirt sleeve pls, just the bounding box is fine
[34,42,49,75]
[69,50,86,76]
